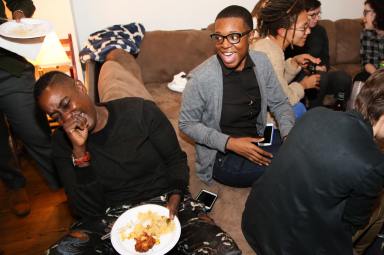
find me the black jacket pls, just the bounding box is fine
[242,107,384,255]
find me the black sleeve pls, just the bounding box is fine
[4,0,35,17]
[141,100,189,194]
[52,130,106,219]
[320,27,330,70]
[342,163,384,233]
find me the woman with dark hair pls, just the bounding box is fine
[285,0,352,109]
[355,0,384,82]
[242,67,384,255]
[251,0,321,119]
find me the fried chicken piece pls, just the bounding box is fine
[134,232,156,252]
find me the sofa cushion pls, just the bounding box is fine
[334,19,363,65]
[136,29,216,84]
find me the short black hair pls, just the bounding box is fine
[365,0,384,30]
[215,5,253,30]
[34,71,73,99]
[304,0,321,11]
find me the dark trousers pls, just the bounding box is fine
[0,66,58,189]
[308,70,352,108]
[353,71,371,83]
[0,113,25,189]
[363,225,384,255]
[213,130,282,188]
[47,194,241,255]
[295,70,352,108]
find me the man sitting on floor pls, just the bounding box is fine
[33,49,241,254]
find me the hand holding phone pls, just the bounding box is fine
[226,137,273,166]
[196,189,218,212]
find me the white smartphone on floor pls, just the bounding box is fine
[196,189,218,212]
[258,123,274,147]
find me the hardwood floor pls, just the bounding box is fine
[0,156,74,255]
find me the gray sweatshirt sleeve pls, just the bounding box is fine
[179,72,229,153]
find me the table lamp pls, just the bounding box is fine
[32,31,71,76]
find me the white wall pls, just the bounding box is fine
[320,0,364,21]
[71,0,365,49]
[70,0,256,46]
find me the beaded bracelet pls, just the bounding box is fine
[72,151,91,167]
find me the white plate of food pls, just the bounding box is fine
[0,18,52,39]
[111,204,181,255]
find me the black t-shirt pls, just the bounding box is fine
[52,98,189,219]
[218,54,261,137]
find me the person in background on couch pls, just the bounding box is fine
[34,53,241,254]
[284,0,352,109]
[355,0,384,82]
[251,0,321,117]
[179,5,295,188]
[242,69,384,255]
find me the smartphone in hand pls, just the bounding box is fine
[258,123,274,147]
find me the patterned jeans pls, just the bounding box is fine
[46,194,241,255]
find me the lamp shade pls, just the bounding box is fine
[32,32,70,68]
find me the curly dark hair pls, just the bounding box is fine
[256,0,305,38]
[355,68,384,125]
[303,0,321,11]
[216,5,253,30]
[365,0,384,30]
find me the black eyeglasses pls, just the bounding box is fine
[288,24,310,32]
[210,30,251,44]
[363,9,373,16]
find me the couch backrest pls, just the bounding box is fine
[319,19,362,66]
[136,29,216,84]
[318,19,336,65]
[335,19,363,65]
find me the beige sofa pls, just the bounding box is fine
[84,18,363,254]
[318,19,362,77]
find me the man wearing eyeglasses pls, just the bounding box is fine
[179,5,294,188]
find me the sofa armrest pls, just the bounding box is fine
[98,50,153,102]
[84,49,153,103]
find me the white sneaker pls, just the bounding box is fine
[167,72,187,93]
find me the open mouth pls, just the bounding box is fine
[220,51,237,64]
